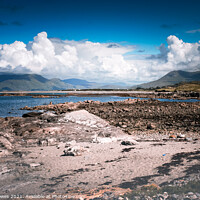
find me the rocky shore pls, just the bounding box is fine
[1,90,200,100]
[21,98,200,137]
[0,99,200,199]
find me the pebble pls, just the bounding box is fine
[121,141,136,146]
[177,133,186,138]
[169,135,176,139]
[186,137,193,142]
[29,163,41,167]
[188,192,194,195]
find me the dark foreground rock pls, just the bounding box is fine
[22,112,43,118]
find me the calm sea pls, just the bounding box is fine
[0,95,199,118]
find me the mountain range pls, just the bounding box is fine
[0,73,127,91]
[0,73,73,91]
[0,70,199,91]
[62,78,102,89]
[132,70,200,89]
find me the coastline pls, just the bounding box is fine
[0,90,199,100]
[0,98,200,199]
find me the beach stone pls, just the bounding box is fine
[147,123,153,130]
[22,106,29,110]
[186,137,193,142]
[177,133,186,138]
[121,141,136,146]
[93,136,115,143]
[63,151,75,156]
[61,110,109,128]
[38,140,48,146]
[30,163,41,168]
[118,122,123,126]
[63,146,85,156]
[162,192,168,199]
[65,140,77,147]
[13,151,24,158]
[22,112,43,118]
[190,194,197,199]
[47,138,57,146]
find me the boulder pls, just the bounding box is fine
[121,141,136,146]
[29,163,41,168]
[169,135,176,139]
[147,123,156,130]
[62,146,84,156]
[22,112,43,118]
[177,133,186,138]
[38,140,48,146]
[47,138,57,146]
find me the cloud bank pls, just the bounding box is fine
[0,32,199,84]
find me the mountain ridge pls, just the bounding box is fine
[0,70,199,91]
[131,70,200,89]
[62,78,102,89]
[0,73,74,91]
[0,73,128,91]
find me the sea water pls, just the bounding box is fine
[0,95,199,118]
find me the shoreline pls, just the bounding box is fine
[0,99,200,199]
[20,98,200,136]
[0,90,199,100]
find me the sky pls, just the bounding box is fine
[0,0,200,84]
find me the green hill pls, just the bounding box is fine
[156,81,200,93]
[132,70,200,89]
[0,73,74,91]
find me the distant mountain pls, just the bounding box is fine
[99,84,128,89]
[62,78,128,89]
[0,73,128,91]
[62,78,102,89]
[0,73,74,91]
[131,70,200,89]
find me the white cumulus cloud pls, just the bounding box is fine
[0,32,199,84]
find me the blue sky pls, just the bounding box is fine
[0,0,199,83]
[0,0,200,52]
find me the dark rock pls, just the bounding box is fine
[62,146,83,156]
[121,141,136,146]
[38,140,48,146]
[147,123,153,130]
[22,112,43,118]
[13,151,23,158]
